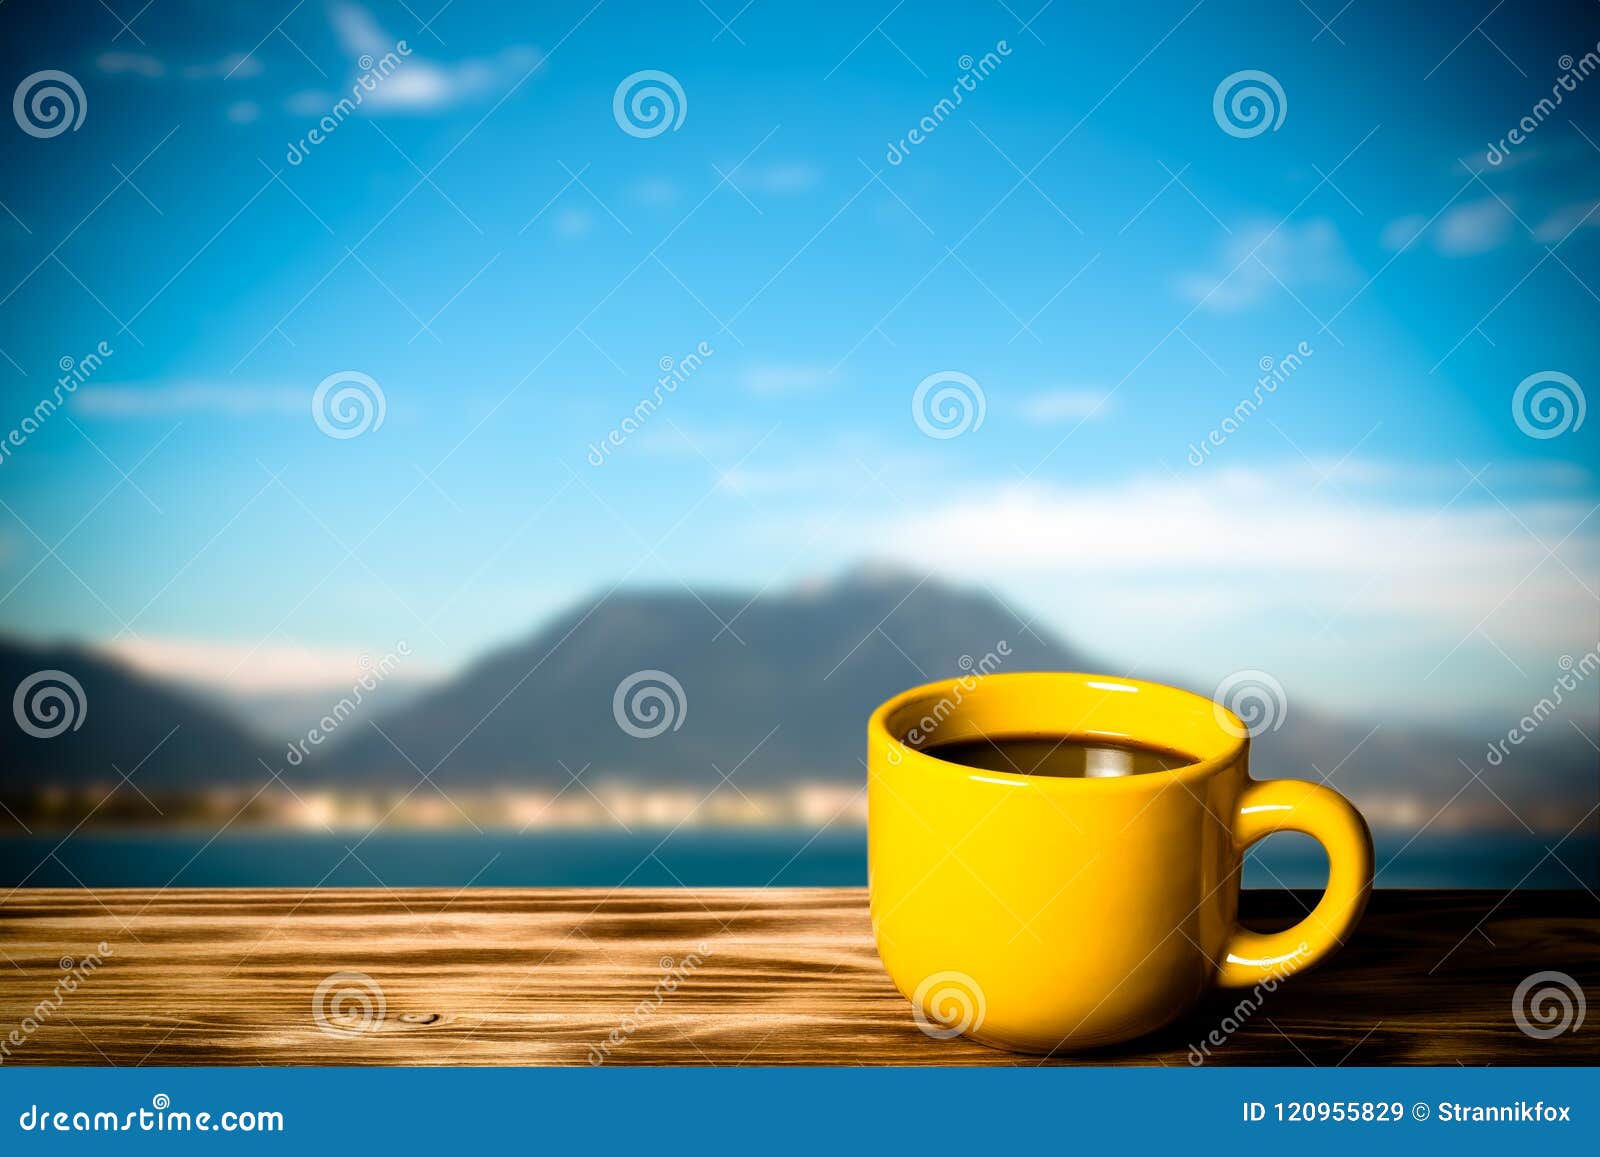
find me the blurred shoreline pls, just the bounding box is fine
[2,781,1586,836]
[2,782,871,834]
[3,828,1594,890]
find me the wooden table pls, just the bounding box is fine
[2,889,1594,1065]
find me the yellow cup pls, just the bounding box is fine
[867,671,1372,1054]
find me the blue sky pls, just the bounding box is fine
[0,0,1596,726]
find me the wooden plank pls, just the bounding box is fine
[0,889,1594,1066]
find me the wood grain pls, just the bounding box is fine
[1,889,1594,1065]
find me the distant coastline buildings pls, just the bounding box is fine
[0,780,1578,835]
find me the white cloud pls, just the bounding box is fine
[1177,219,1355,311]
[1018,389,1109,423]
[226,101,260,124]
[99,636,438,694]
[73,384,304,417]
[184,53,261,80]
[1433,198,1513,256]
[632,177,681,208]
[871,466,1577,567]
[741,364,834,395]
[1379,214,1427,252]
[97,51,262,81]
[359,55,523,111]
[1534,200,1600,244]
[328,2,540,113]
[552,208,594,239]
[858,463,1597,650]
[1462,144,1548,174]
[745,163,822,194]
[97,52,165,78]
[284,89,332,116]
[329,2,391,56]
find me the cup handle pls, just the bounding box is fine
[1216,777,1374,989]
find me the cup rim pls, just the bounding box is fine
[868,671,1249,792]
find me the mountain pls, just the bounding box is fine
[0,638,271,791]
[1,571,1592,834]
[309,569,1593,830]
[314,567,1097,787]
